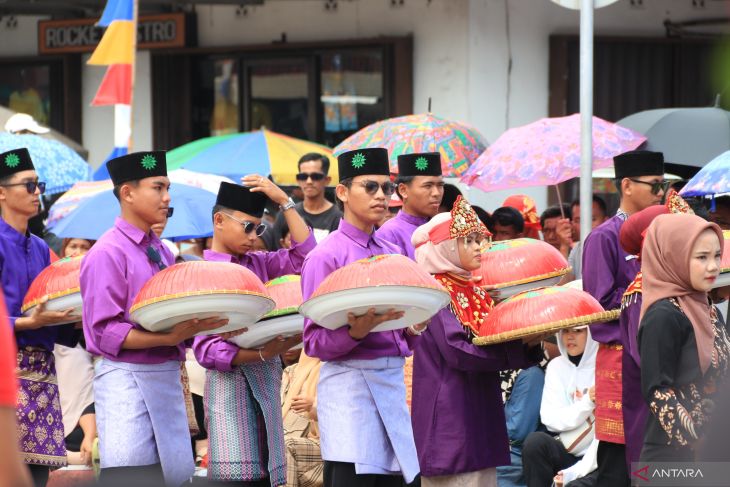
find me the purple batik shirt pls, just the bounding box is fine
[192,231,316,371]
[376,210,427,260]
[302,219,418,362]
[582,214,640,344]
[80,217,177,364]
[0,218,75,350]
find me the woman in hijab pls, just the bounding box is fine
[280,351,323,487]
[410,196,543,487]
[638,213,730,462]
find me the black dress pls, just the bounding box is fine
[637,298,730,462]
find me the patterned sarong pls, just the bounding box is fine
[594,343,625,443]
[16,346,67,467]
[205,358,286,486]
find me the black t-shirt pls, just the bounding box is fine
[271,201,342,248]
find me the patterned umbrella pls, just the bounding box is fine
[166,129,338,186]
[47,169,233,228]
[460,114,646,192]
[0,133,90,195]
[679,150,730,197]
[333,113,487,178]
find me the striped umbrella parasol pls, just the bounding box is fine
[165,129,338,186]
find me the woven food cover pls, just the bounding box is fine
[22,256,82,314]
[300,254,450,332]
[309,254,443,298]
[472,286,619,346]
[474,238,570,289]
[262,275,302,319]
[130,261,274,333]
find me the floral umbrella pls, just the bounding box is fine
[333,113,488,178]
[679,150,730,197]
[0,133,90,195]
[460,114,646,192]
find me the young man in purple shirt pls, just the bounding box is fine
[80,151,226,486]
[192,178,314,486]
[376,152,444,259]
[302,148,426,487]
[0,148,78,487]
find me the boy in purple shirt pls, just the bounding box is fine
[377,152,444,259]
[80,151,226,486]
[192,178,313,486]
[302,148,426,486]
[0,148,78,487]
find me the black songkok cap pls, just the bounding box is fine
[337,148,391,182]
[0,148,34,179]
[613,150,665,180]
[107,151,168,186]
[215,182,267,218]
[397,152,442,177]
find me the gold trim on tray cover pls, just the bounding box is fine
[472,309,620,346]
[130,289,272,314]
[21,287,81,313]
[482,268,571,289]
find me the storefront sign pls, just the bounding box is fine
[38,13,188,54]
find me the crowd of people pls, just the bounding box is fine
[1,143,729,487]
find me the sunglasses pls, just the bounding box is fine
[628,178,671,195]
[0,181,46,194]
[296,172,326,182]
[221,212,267,236]
[355,180,397,196]
[146,246,167,271]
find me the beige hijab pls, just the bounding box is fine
[282,351,322,438]
[640,213,724,374]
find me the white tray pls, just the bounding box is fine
[131,293,274,335]
[488,275,563,300]
[299,285,450,332]
[23,292,82,326]
[229,313,304,349]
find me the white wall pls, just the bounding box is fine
[1,0,728,211]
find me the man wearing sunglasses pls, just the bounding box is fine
[377,152,444,260]
[79,151,228,487]
[0,148,79,487]
[301,148,423,487]
[582,150,666,487]
[272,153,342,248]
[192,179,313,486]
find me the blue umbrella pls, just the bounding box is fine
[0,133,90,195]
[680,151,730,197]
[51,182,216,241]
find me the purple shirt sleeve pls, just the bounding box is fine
[191,335,238,372]
[80,247,134,358]
[301,252,361,361]
[426,309,532,372]
[261,230,316,277]
[582,227,624,312]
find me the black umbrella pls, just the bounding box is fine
[617,105,730,178]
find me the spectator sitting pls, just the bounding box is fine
[272,153,342,247]
[522,327,599,487]
[281,352,323,487]
[487,207,525,242]
[496,365,545,487]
